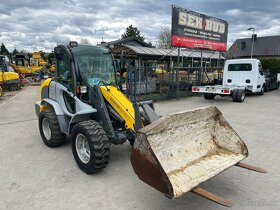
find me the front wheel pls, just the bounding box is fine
[259,85,265,95]
[71,120,110,174]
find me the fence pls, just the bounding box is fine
[122,65,223,102]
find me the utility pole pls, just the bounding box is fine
[247,27,255,58]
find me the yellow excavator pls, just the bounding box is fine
[0,55,21,91]
[35,42,266,207]
[12,54,42,75]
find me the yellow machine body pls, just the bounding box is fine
[100,86,135,131]
[12,64,42,74]
[0,71,19,83]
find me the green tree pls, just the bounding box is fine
[0,43,9,55]
[40,51,46,60]
[46,52,55,63]
[259,58,280,75]
[12,48,18,55]
[27,52,32,59]
[80,38,91,44]
[122,24,145,42]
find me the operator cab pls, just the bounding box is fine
[54,43,117,95]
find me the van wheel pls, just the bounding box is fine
[259,85,265,95]
[71,120,110,174]
[204,93,215,100]
[264,84,269,92]
[236,89,245,102]
[39,110,66,147]
[232,89,238,102]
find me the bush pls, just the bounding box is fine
[259,58,280,75]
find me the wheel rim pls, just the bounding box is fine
[75,134,91,164]
[42,118,51,140]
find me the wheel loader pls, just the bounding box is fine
[35,42,266,207]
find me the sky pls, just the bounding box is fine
[1,0,280,52]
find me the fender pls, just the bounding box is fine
[38,98,98,135]
[41,98,64,115]
[38,98,69,134]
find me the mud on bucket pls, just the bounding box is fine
[130,106,248,198]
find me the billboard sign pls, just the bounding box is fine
[171,5,228,51]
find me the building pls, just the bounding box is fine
[100,37,150,47]
[100,37,225,67]
[228,35,280,58]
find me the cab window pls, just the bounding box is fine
[228,63,252,71]
[56,47,73,90]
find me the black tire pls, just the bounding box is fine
[259,85,265,95]
[9,84,17,91]
[71,120,110,174]
[231,89,238,102]
[39,109,66,147]
[204,93,215,100]
[236,89,245,102]
[264,84,269,92]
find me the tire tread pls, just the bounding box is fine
[71,120,110,173]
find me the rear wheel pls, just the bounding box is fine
[71,120,110,174]
[236,89,245,102]
[39,109,66,147]
[204,93,215,100]
[231,89,238,102]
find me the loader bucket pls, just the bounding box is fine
[131,106,248,198]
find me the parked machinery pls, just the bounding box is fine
[35,42,266,207]
[12,54,42,75]
[0,55,21,91]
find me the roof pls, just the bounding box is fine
[100,37,150,47]
[111,45,225,60]
[228,35,280,58]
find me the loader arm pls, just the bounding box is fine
[100,85,136,131]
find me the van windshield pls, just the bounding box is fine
[228,63,252,71]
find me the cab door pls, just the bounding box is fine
[54,46,76,116]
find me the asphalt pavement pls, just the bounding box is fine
[0,86,279,210]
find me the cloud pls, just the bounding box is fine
[0,0,280,52]
[225,9,242,17]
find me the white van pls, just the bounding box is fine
[223,59,266,94]
[192,59,266,102]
